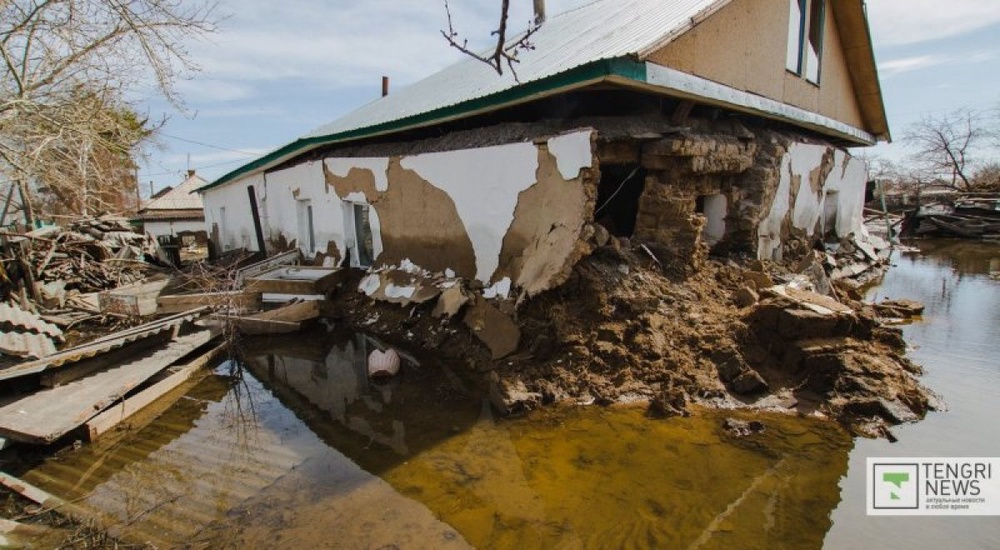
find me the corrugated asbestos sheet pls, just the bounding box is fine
[0,332,57,359]
[305,0,725,139]
[0,308,207,382]
[0,303,63,338]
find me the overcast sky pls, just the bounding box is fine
[136,0,1000,194]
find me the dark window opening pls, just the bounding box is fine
[594,164,646,237]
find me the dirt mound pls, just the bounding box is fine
[333,244,936,438]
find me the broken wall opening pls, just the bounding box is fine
[697,193,728,246]
[593,164,646,237]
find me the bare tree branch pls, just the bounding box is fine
[1,0,221,218]
[441,0,543,80]
[904,108,995,192]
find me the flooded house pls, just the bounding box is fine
[199,0,890,300]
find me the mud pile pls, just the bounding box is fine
[334,242,936,438]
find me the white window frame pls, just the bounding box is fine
[786,0,825,84]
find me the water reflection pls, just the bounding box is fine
[21,327,858,548]
[825,240,1000,549]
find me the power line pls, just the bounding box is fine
[158,132,261,156]
[137,156,250,178]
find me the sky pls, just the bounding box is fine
[136,0,1000,196]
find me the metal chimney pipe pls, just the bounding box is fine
[382,76,389,97]
[533,0,546,24]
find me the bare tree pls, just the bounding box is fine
[441,0,544,78]
[0,0,220,221]
[904,108,993,191]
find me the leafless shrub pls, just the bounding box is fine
[441,0,543,79]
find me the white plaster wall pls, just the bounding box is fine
[702,194,728,245]
[758,143,869,261]
[758,154,792,261]
[202,173,265,252]
[547,131,594,180]
[401,141,542,282]
[144,219,205,240]
[265,161,347,257]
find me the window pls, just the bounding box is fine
[786,0,825,84]
[296,199,315,253]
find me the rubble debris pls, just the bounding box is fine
[432,286,471,319]
[157,290,261,315]
[722,418,766,438]
[463,296,520,360]
[901,194,1000,239]
[2,217,161,297]
[0,302,64,359]
[234,249,302,286]
[489,373,543,415]
[873,299,925,319]
[367,348,401,378]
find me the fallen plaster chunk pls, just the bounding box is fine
[483,277,512,300]
[463,296,520,359]
[359,273,381,296]
[433,286,470,319]
[384,284,416,300]
[547,130,594,180]
[445,268,456,279]
[765,285,853,315]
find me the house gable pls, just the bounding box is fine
[645,0,885,140]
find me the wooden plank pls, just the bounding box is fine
[0,471,63,508]
[233,317,301,335]
[157,291,261,314]
[0,331,215,445]
[247,300,319,322]
[85,343,226,441]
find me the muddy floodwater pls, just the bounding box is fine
[17,240,1000,549]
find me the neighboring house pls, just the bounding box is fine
[137,170,209,243]
[200,0,888,298]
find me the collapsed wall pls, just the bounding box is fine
[205,116,929,435]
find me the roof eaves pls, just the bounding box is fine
[201,57,646,193]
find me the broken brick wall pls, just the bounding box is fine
[609,119,869,270]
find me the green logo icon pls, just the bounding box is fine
[883,472,910,500]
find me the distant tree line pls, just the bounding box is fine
[872,107,1000,195]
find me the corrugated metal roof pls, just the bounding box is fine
[204,0,728,190]
[305,0,727,139]
[204,0,882,191]
[140,173,208,213]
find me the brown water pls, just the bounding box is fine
[17,240,1000,549]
